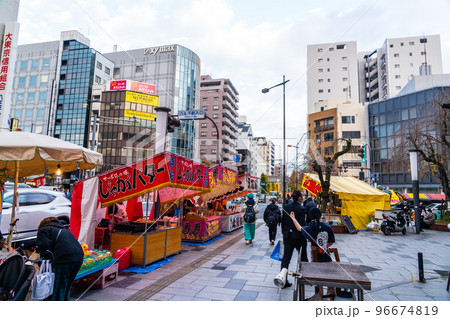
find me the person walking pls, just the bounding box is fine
[242,193,259,244]
[35,217,84,301]
[280,190,309,287]
[264,198,281,245]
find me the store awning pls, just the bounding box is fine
[227,174,259,200]
[403,193,445,200]
[200,165,239,202]
[98,152,210,207]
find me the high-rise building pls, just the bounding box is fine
[255,137,275,176]
[10,30,113,148]
[198,75,239,165]
[236,116,258,176]
[361,35,442,102]
[0,0,20,130]
[307,35,443,112]
[103,45,200,160]
[307,41,359,114]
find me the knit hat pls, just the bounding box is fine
[247,193,254,199]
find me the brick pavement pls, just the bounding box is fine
[71,217,450,301]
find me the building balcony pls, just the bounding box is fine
[314,124,335,133]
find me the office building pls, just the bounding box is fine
[10,30,113,148]
[103,44,201,160]
[236,116,258,176]
[255,137,275,176]
[367,75,450,191]
[198,75,239,165]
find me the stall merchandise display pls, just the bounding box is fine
[182,210,222,243]
[79,250,112,274]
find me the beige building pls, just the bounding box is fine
[307,99,367,178]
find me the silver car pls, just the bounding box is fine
[1,189,71,242]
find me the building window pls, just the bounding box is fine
[316,135,321,143]
[395,75,401,79]
[342,131,361,139]
[200,150,206,154]
[343,77,348,81]
[318,69,323,73]
[327,68,330,72]
[27,92,35,104]
[342,66,347,71]
[201,123,207,128]
[409,41,414,45]
[394,53,399,57]
[318,79,323,83]
[214,97,219,101]
[212,131,217,136]
[342,57,347,61]
[318,89,323,93]
[29,76,37,87]
[202,106,208,110]
[18,77,26,88]
[16,93,24,104]
[343,88,348,92]
[20,61,28,72]
[329,48,334,51]
[396,86,401,90]
[211,149,217,154]
[202,98,207,101]
[38,92,47,104]
[400,42,404,46]
[200,132,207,137]
[105,67,111,75]
[31,60,39,71]
[342,116,355,124]
[318,58,323,62]
[96,61,103,70]
[42,59,50,70]
[213,105,219,110]
[409,52,413,56]
[324,146,334,155]
[318,48,323,52]
[14,109,22,118]
[324,132,334,141]
[40,75,48,86]
[212,114,219,119]
[394,64,400,68]
[410,63,414,67]
[201,141,206,145]
[328,89,331,93]
[25,109,33,120]
[336,44,346,50]
[95,75,101,84]
[36,108,45,120]
[135,65,143,73]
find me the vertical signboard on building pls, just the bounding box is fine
[0,21,19,130]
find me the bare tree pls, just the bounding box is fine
[306,138,352,212]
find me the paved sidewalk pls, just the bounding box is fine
[71,219,450,301]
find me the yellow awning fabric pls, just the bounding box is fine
[304,174,390,230]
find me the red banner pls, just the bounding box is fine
[301,175,322,195]
[98,152,210,207]
[201,165,239,202]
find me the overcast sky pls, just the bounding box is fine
[16,0,450,163]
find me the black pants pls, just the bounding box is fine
[268,225,277,241]
[281,233,308,270]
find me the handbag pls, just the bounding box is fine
[31,259,55,300]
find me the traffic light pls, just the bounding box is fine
[167,113,181,133]
[358,145,367,163]
[357,147,364,158]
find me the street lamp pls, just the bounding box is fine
[262,76,290,205]
[409,149,421,234]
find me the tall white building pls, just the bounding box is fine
[307,35,443,112]
[255,137,275,176]
[307,41,359,113]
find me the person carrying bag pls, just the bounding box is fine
[31,259,55,300]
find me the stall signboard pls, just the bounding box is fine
[98,152,210,207]
[182,218,222,242]
[301,175,322,196]
[221,214,243,233]
[201,165,239,202]
[242,174,259,192]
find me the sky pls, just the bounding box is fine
[15,0,450,163]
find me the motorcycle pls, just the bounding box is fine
[380,211,408,235]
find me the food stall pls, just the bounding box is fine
[182,165,239,242]
[71,152,210,267]
[220,173,259,233]
[301,174,390,231]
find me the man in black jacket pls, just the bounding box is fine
[36,217,84,301]
[280,190,309,287]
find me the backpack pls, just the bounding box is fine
[267,211,279,227]
[244,205,256,224]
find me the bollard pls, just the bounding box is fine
[418,252,425,283]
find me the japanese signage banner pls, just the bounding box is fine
[201,165,239,202]
[301,175,322,196]
[124,109,156,121]
[98,152,210,207]
[125,91,159,107]
[109,80,156,95]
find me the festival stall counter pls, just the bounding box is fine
[181,165,239,242]
[71,152,210,267]
[220,173,259,233]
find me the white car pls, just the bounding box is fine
[3,182,32,192]
[425,203,447,214]
[1,189,71,242]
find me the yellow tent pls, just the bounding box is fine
[302,174,390,230]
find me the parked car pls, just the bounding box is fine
[425,203,447,214]
[3,182,32,192]
[0,189,71,242]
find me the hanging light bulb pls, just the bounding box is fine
[56,164,62,176]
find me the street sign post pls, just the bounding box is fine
[178,109,206,120]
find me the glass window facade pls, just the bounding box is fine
[54,40,96,147]
[368,87,447,188]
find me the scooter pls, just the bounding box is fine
[380,211,407,235]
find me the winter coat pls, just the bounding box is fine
[281,200,308,239]
[423,211,436,226]
[36,220,84,265]
[263,203,281,227]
